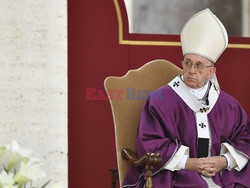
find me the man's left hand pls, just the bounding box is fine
[198,156,227,177]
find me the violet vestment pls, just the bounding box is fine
[122,76,250,188]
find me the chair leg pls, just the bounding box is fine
[144,165,153,188]
[109,168,119,188]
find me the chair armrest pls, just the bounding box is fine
[122,148,162,188]
[122,148,162,167]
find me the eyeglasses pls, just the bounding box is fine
[182,60,213,71]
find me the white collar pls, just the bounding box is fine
[168,75,220,114]
[181,75,209,100]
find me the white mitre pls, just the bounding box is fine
[181,8,228,63]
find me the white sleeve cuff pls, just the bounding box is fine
[164,145,189,171]
[221,152,231,169]
[178,154,189,169]
[221,142,249,171]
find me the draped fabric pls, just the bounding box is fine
[122,84,250,188]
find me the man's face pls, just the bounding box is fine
[181,54,216,89]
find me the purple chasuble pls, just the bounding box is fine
[122,84,250,188]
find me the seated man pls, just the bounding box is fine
[122,9,250,188]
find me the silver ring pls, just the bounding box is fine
[202,172,205,176]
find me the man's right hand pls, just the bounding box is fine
[185,156,227,177]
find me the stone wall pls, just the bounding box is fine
[0,1,67,186]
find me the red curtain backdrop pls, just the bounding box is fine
[68,0,250,187]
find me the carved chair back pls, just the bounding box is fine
[104,59,182,186]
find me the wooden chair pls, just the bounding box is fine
[104,59,182,188]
